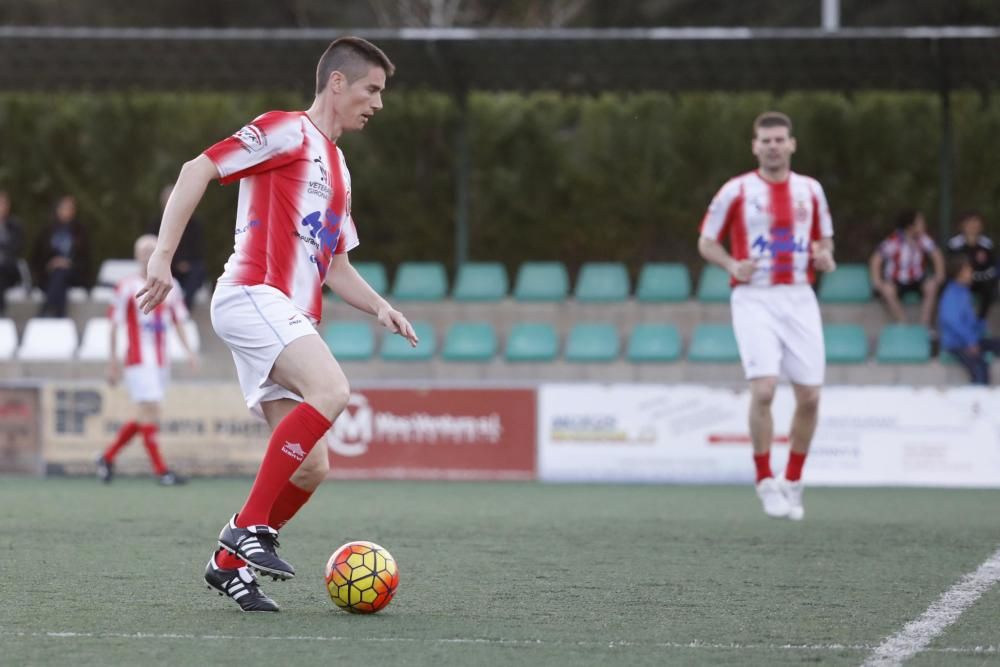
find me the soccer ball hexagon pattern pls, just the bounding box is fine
[325,541,399,613]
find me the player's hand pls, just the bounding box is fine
[136,251,174,314]
[107,362,121,386]
[727,258,756,283]
[377,305,419,348]
[811,243,837,273]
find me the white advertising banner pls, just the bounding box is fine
[538,384,1000,487]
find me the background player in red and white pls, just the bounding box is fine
[698,111,835,521]
[137,37,418,612]
[870,209,945,327]
[96,235,196,486]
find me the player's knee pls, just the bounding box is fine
[304,383,351,421]
[751,381,777,406]
[797,389,821,413]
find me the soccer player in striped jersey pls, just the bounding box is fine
[137,37,418,612]
[698,111,836,521]
[96,234,196,486]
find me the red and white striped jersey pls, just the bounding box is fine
[110,274,188,368]
[204,110,360,323]
[700,170,834,287]
[876,231,937,284]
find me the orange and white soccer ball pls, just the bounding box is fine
[325,541,399,613]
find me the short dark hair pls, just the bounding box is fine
[895,209,922,231]
[753,111,793,137]
[946,253,971,281]
[315,36,395,95]
[957,209,984,226]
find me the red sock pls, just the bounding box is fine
[139,423,168,476]
[269,481,314,530]
[753,450,773,482]
[104,421,139,461]
[215,549,245,570]
[785,451,807,482]
[236,402,331,527]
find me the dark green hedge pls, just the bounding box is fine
[1,90,996,284]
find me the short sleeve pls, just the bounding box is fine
[335,216,360,255]
[700,179,741,242]
[810,180,834,238]
[109,280,130,326]
[920,234,938,252]
[203,111,305,185]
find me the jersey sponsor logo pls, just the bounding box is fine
[235,219,261,235]
[300,208,343,256]
[751,230,809,255]
[795,200,811,223]
[233,124,266,153]
[308,155,334,199]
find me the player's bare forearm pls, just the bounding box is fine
[325,254,389,317]
[869,253,884,288]
[155,155,219,261]
[698,236,737,273]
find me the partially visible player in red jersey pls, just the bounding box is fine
[137,37,418,612]
[698,111,836,521]
[96,234,196,486]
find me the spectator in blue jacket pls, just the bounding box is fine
[938,254,1000,384]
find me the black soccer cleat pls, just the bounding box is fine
[204,556,280,612]
[217,514,295,580]
[158,470,187,486]
[96,455,114,484]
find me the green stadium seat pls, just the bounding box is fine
[627,324,682,362]
[823,324,868,364]
[352,261,388,295]
[391,262,448,301]
[505,323,558,362]
[380,321,435,361]
[565,323,620,362]
[875,324,930,364]
[513,262,569,302]
[819,264,872,303]
[636,263,691,302]
[574,262,630,302]
[452,262,509,302]
[696,265,731,303]
[322,322,375,361]
[442,322,497,361]
[901,290,922,305]
[688,324,740,363]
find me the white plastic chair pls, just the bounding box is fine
[96,259,139,287]
[77,317,126,361]
[17,318,78,361]
[0,318,17,360]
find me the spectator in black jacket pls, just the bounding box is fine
[946,211,997,322]
[0,190,25,316]
[33,194,91,317]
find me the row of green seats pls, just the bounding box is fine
[323,321,935,364]
[349,261,876,304]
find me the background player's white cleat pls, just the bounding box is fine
[780,479,805,521]
[755,477,791,518]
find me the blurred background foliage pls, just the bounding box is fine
[1,90,997,284]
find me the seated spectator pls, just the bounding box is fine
[32,194,91,318]
[869,209,944,328]
[939,254,1000,385]
[946,210,996,322]
[147,183,205,310]
[0,189,25,316]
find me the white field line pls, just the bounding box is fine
[862,545,1000,667]
[2,630,998,655]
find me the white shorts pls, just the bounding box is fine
[123,364,170,403]
[211,284,319,419]
[731,284,825,385]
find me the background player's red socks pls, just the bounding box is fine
[269,480,314,530]
[785,451,807,482]
[753,451,773,482]
[236,402,331,527]
[104,421,139,461]
[139,423,168,476]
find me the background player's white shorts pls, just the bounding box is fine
[123,364,170,403]
[731,284,825,385]
[211,284,319,419]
